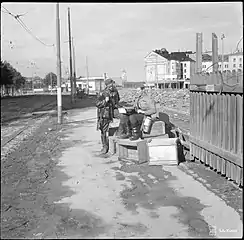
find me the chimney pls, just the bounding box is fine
[212,33,218,72]
[196,32,203,73]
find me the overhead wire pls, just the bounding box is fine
[1,6,54,47]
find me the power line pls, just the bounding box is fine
[1,6,54,47]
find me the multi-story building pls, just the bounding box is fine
[144,48,195,88]
[202,51,243,73]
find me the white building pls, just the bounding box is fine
[202,52,243,73]
[144,48,195,88]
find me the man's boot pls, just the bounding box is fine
[119,124,132,139]
[129,126,141,141]
[100,134,109,154]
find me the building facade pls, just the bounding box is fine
[144,48,195,88]
[202,52,243,73]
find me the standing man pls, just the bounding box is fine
[96,78,119,155]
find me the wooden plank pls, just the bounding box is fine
[236,95,243,155]
[216,156,221,173]
[223,94,228,152]
[189,135,243,167]
[205,150,210,166]
[232,94,237,154]
[202,148,206,165]
[221,157,226,176]
[190,92,193,136]
[196,93,199,140]
[212,93,217,147]
[199,93,203,141]
[230,162,236,181]
[226,161,231,179]
[227,94,232,154]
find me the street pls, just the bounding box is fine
[25,107,242,238]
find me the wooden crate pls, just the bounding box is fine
[117,138,149,164]
[148,138,181,166]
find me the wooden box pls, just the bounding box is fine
[148,138,181,166]
[117,138,149,164]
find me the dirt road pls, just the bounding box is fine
[1,106,242,239]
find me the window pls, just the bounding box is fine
[202,65,206,68]
[233,58,236,62]
[233,64,236,68]
[240,58,242,62]
[184,75,186,78]
[184,69,186,73]
[184,63,187,67]
[225,64,228,68]
[239,64,242,68]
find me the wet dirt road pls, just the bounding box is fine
[49,107,242,238]
[1,106,242,239]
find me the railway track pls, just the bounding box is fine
[1,101,57,148]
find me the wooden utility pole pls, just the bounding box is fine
[56,3,62,124]
[86,56,89,95]
[68,7,74,103]
[212,33,218,73]
[196,32,203,73]
[72,37,77,94]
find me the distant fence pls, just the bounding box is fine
[190,70,243,186]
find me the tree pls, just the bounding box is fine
[0,61,25,89]
[1,61,13,86]
[43,72,57,87]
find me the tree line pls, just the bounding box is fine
[1,60,59,93]
[1,60,26,89]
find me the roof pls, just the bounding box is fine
[228,51,243,57]
[153,49,195,62]
[202,54,229,62]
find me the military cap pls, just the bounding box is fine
[105,78,113,86]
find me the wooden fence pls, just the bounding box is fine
[189,70,243,187]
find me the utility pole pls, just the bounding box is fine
[221,34,225,72]
[68,7,74,103]
[72,37,77,95]
[50,73,53,92]
[86,56,89,95]
[56,3,62,124]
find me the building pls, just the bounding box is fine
[202,51,243,73]
[144,48,195,89]
[228,52,243,71]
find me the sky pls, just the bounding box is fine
[1,2,243,81]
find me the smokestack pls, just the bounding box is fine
[212,33,218,72]
[196,33,203,73]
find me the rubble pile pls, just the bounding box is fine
[119,88,190,114]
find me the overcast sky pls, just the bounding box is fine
[1,2,243,80]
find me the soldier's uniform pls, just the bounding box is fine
[96,78,120,154]
[119,87,156,141]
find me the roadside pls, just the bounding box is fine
[1,101,242,239]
